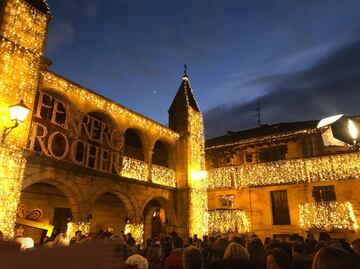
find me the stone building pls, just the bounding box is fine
[206,120,360,241]
[0,0,207,242]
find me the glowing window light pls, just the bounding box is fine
[124,223,144,244]
[208,209,250,234]
[207,151,360,189]
[299,201,358,231]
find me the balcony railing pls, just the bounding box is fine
[121,156,148,182]
[121,157,176,187]
[151,164,176,187]
[207,151,360,189]
[299,201,358,231]
[208,209,250,234]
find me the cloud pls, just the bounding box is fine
[46,20,75,53]
[204,38,360,138]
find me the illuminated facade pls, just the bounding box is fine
[206,121,360,240]
[0,0,205,241]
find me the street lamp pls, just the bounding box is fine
[1,100,31,144]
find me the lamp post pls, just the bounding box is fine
[1,100,30,144]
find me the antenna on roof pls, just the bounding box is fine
[255,102,262,127]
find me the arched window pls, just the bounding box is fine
[124,129,144,161]
[152,140,169,167]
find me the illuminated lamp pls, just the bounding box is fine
[191,170,208,181]
[317,114,360,146]
[1,100,31,143]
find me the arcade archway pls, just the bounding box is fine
[90,192,129,235]
[19,182,73,242]
[142,197,175,240]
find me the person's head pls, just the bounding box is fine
[318,232,330,242]
[307,233,315,241]
[312,246,355,269]
[212,238,229,258]
[266,248,291,269]
[351,239,360,256]
[172,236,183,249]
[224,242,250,260]
[182,246,203,269]
[292,243,304,257]
[247,238,265,264]
[52,233,69,247]
[127,237,136,246]
[74,230,82,239]
[125,254,148,269]
[146,245,162,264]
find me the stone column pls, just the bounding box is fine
[143,147,153,182]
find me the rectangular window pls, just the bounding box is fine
[271,191,291,225]
[259,145,287,163]
[245,153,253,163]
[220,195,234,208]
[312,186,336,202]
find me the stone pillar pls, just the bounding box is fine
[143,147,153,182]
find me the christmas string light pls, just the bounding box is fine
[208,151,360,189]
[124,223,144,244]
[188,107,208,237]
[2,0,49,54]
[299,201,358,231]
[121,157,148,182]
[41,71,179,141]
[0,146,26,239]
[151,164,176,187]
[208,209,250,234]
[66,222,90,239]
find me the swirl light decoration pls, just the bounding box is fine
[0,146,26,239]
[124,223,144,244]
[299,201,358,231]
[66,222,91,239]
[151,164,176,187]
[208,209,250,234]
[208,152,360,189]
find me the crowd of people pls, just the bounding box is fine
[1,229,360,269]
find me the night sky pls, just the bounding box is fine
[45,0,360,138]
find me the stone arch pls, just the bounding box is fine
[123,128,146,161]
[140,195,176,239]
[22,175,82,221]
[152,139,172,168]
[41,88,76,106]
[88,185,138,223]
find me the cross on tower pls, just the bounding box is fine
[184,64,188,75]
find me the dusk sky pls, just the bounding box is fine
[46,0,360,138]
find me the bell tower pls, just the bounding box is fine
[169,73,208,237]
[0,0,51,147]
[0,0,51,238]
